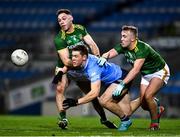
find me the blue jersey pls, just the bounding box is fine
[68,54,123,85]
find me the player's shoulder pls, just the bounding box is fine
[133,40,152,54]
[136,40,151,50]
[74,24,86,30]
[88,54,98,62]
[86,54,99,67]
[137,40,150,47]
[86,55,100,74]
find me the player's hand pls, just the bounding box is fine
[52,71,64,84]
[97,57,107,66]
[112,80,125,100]
[63,98,78,109]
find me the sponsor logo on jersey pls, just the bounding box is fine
[67,41,85,49]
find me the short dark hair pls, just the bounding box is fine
[72,45,88,56]
[56,9,72,16]
[122,25,138,38]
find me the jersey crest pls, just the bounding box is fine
[125,52,136,64]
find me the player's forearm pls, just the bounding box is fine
[102,49,118,59]
[123,67,140,84]
[90,44,100,56]
[58,48,73,67]
[123,59,144,84]
[84,34,100,56]
[62,58,73,67]
[78,91,98,105]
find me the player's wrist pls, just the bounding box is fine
[121,80,125,86]
[101,56,107,59]
[77,99,80,105]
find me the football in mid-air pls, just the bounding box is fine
[11,49,29,66]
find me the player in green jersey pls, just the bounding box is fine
[98,25,170,130]
[53,9,116,129]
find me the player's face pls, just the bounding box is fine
[121,30,134,48]
[72,51,86,67]
[58,13,73,31]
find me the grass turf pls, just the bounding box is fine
[0,115,180,136]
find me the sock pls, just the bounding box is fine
[100,115,107,122]
[151,119,158,124]
[154,98,160,106]
[91,98,107,121]
[120,115,129,122]
[98,109,106,121]
[59,111,66,120]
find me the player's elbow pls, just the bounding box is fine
[93,92,99,99]
[90,91,99,100]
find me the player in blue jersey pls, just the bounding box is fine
[53,9,117,129]
[63,45,133,131]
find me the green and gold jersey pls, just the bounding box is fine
[114,40,166,75]
[54,24,88,67]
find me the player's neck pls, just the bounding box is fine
[81,61,86,68]
[81,59,88,69]
[129,40,137,50]
[66,24,74,34]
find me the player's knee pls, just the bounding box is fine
[141,104,149,111]
[144,92,153,101]
[99,97,107,107]
[141,98,149,111]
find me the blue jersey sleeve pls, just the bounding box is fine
[85,55,102,82]
[87,66,102,82]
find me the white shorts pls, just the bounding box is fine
[141,64,170,85]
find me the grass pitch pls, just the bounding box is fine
[0,115,180,136]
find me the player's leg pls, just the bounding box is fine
[117,92,131,116]
[133,81,163,130]
[99,84,126,118]
[117,93,132,131]
[133,78,161,112]
[130,82,155,115]
[141,64,170,130]
[56,74,69,129]
[99,83,132,131]
[143,78,164,130]
[139,84,160,111]
[129,97,141,115]
[137,83,165,130]
[76,81,117,129]
[91,98,117,129]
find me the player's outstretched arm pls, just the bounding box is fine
[78,80,100,105]
[63,81,101,109]
[83,34,100,56]
[123,58,144,84]
[102,48,118,59]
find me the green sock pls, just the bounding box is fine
[59,111,66,120]
[151,119,158,124]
